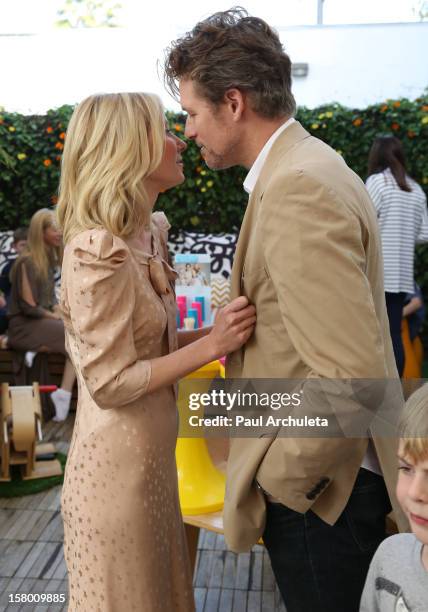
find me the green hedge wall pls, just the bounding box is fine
[0,105,73,229]
[1,96,428,281]
[1,97,427,232]
[164,98,428,234]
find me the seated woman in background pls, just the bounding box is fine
[7,208,76,421]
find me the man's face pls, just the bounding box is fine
[179,79,242,170]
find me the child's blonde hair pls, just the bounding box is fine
[399,383,428,462]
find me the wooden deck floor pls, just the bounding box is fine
[0,414,286,611]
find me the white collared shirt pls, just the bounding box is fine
[243,117,295,195]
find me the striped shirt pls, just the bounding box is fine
[366,168,428,293]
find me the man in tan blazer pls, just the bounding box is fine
[165,8,407,612]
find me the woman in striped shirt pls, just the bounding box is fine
[366,135,428,376]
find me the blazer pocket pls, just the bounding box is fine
[241,265,270,291]
[242,263,269,280]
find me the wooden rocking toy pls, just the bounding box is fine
[0,383,62,482]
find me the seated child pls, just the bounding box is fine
[360,383,428,611]
[0,227,28,343]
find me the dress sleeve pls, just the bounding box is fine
[66,230,151,409]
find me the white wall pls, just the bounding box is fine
[281,22,428,108]
[0,21,426,114]
[0,26,179,114]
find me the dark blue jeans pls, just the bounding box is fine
[385,291,406,377]
[263,468,391,612]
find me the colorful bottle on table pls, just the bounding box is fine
[191,302,203,328]
[194,296,205,321]
[176,296,187,328]
[187,308,199,329]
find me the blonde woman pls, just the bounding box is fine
[8,208,76,421]
[56,92,256,611]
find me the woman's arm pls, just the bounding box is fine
[148,304,252,393]
[177,326,212,348]
[68,232,255,409]
[20,263,59,319]
[402,295,423,318]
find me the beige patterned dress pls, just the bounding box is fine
[60,213,195,612]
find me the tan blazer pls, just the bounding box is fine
[224,121,408,553]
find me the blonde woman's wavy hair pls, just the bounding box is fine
[13,208,62,283]
[56,92,165,243]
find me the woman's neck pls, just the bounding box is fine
[127,185,157,253]
[139,227,152,254]
[144,184,158,213]
[127,227,152,255]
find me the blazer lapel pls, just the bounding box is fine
[256,120,311,193]
[226,121,311,375]
[227,186,262,374]
[230,121,311,301]
[230,188,261,300]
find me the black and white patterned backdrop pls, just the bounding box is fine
[168,231,236,280]
[0,230,237,281]
[0,232,15,270]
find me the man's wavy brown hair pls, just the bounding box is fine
[163,7,296,119]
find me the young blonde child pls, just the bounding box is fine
[360,383,428,611]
